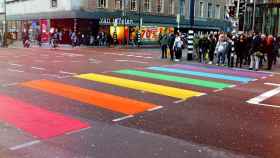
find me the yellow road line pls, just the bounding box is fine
[76,73,204,100]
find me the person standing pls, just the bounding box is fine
[208,34,216,64]
[235,34,246,68]
[266,35,275,70]
[215,33,228,66]
[173,33,183,61]
[249,32,262,71]
[160,34,168,59]
[168,33,176,61]
[198,35,210,64]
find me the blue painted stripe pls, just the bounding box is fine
[147,67,254,83]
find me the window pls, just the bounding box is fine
[156,0,164,13]
[115,0,122,9]
[97,0,107,8]
[130,0,137,11]
[51,0,57,8]
[215,4,220,19]
[143,0,151,12]
[169,0,175,15]
[199,2,204,17]
[208,3,212,18]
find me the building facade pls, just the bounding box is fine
[3,0,231,44]
[245,0,280,35]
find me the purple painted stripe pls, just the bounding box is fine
[168,64,268,78]
[186,63,271,76]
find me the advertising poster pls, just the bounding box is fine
[40,19,49,42]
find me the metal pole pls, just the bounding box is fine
[243,0,247,31]
[252,0,256,32]
[122,0,125,47]
[138,0,141,47]
[3,0,7,47]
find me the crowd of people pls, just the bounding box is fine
[160,31,280,71]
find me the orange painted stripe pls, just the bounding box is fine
[20,80,157,115]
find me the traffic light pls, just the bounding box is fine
[136,31,141,44]
[113,31,117,43]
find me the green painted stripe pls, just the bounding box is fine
[114,69,232,89]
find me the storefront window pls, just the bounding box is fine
[215,4,220,19]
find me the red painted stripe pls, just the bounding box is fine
[0,95,89,139]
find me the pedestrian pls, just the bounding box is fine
[208,34,216,64]
[71,32,77,47]
[198,35,210,64]
[215,33,228,66]
[173,32,183,61]
[160,34,168,59]
[235,34,246,68]
[266,35,275,70]
[249,32,262,71]
[168,33,176,61]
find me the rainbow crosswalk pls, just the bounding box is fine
[0,63,272,140]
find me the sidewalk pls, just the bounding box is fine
[7,40,160,49]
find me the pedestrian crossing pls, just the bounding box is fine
[0,63,271,141]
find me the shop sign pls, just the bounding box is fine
[99,18,134,26]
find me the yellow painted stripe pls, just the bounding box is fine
[76,73,204,100]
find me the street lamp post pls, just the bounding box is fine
[137,0,141,47]
[252,0,256,32]
[2,0,7,47]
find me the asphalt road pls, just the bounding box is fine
[0,47,279,158]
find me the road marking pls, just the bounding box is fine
[53,60,63,63]
[59,71,77,75]
[114,69,232,89]
[148,67,254,83]
[9,63,23,67]
[261,77,267,79]
[265,83,280,86]
[112,115,134,122]
[147,106,163,112]
[2,82,19,87]
[71,60,81,63]
[173,99,186,104]
[135,56,143,58]
[8,69,24,73]
[247,83,280,106]
[21,80,157,115]
[0,95,89,139]
[31,67,46,70]
[61,53,84,57]
[76,73,204,100]
[214,89,223,92]
[115,60,149,64]
[66,127,91,135]
[10,140,41,151]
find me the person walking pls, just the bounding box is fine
[160,34,168,59]
[168,33,176,61]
